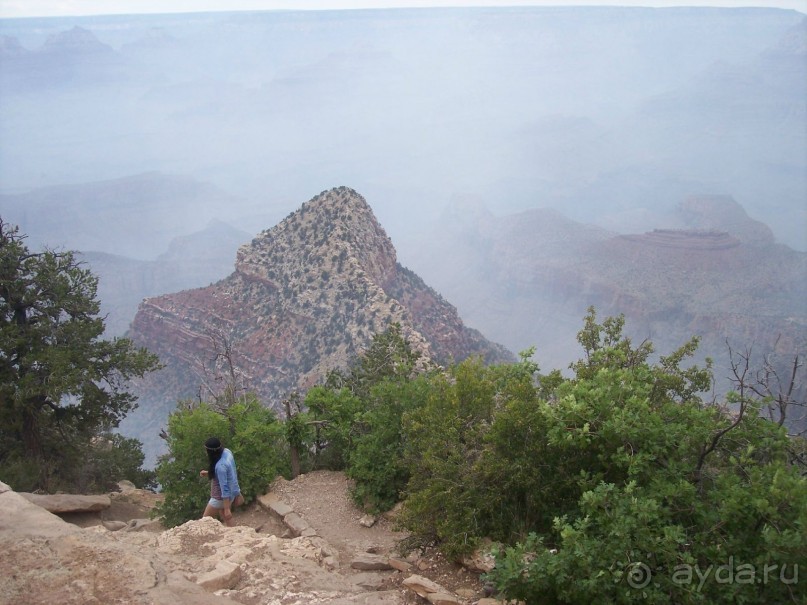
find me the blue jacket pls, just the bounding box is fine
[215,448,241,500]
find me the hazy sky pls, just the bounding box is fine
[1,0,805,18]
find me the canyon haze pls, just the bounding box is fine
[1,7,805,462]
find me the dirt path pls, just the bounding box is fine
[267,471,405,564]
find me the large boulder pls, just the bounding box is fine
[19,492,111,513]
[0,480,230,605]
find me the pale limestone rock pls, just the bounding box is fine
[280,535,338,565]
[126,518,163,532]
[351,553,393,571]
[197,560,243,591]
[353,572,385,591]
[284,511,309,536]
[460,538,500,573]
[401,574,447,598]
[388,557,412,572]
[0,482,82,540]
[271,500,294,518]
[0,482,171,604]
[455,587,476,599]
[359,514,377,528]
[19,492,111,513]
[0,479,406,605]
[109,483,162,510]
[256,491,280,506]
[258,492,294,518]
[157,516,224,554]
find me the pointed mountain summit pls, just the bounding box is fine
[40,26,114,55]
[125,187,513,464]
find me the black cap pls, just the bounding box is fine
[204,437,222,451]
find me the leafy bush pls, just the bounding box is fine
[480,310,806,604]
[155,397,285,527]
[347,377,430,512]
[306,323,433,509]
[229,400,288,498]
[297,309,806,603]
[388,308,806,604]
[1,453,45,493]
[304,385,362,470]
[399,353,538,557]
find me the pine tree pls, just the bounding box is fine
[0,220,160,490]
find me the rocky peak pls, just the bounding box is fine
[124,187,512,465]
[40,26,114,55]
[678,195,775,246]
[236,186,396,290]
[0,35,27,58]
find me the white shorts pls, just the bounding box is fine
[208,492,241,509]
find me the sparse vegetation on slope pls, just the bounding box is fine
[124,187,513,466]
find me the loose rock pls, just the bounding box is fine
[351,553,394,571]
[197,560,242,591]
[360,514,377,528]
[402,574,447,598]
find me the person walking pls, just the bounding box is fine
[200,436,244,526]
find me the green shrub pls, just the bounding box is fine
[305,385,363,470]
[228,400,288,498]
[479,310,807,604]
[297,309,806,604]
[391,308,806,603]
[347,377,430,512]
[0,221,161,493]
[155,397,285,527]
[306,323,433,509]
[2,431,154,494]
[1,453,44,492]
[399,353,538,558]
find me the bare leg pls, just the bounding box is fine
[203,504,220,519]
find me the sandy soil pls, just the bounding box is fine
[267,471,487,603]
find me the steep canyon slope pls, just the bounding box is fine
[123,187,513,465]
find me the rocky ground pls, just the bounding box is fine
[268,471,490,603]
[0,471,493,605]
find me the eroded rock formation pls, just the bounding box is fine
[124,187,513,465]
